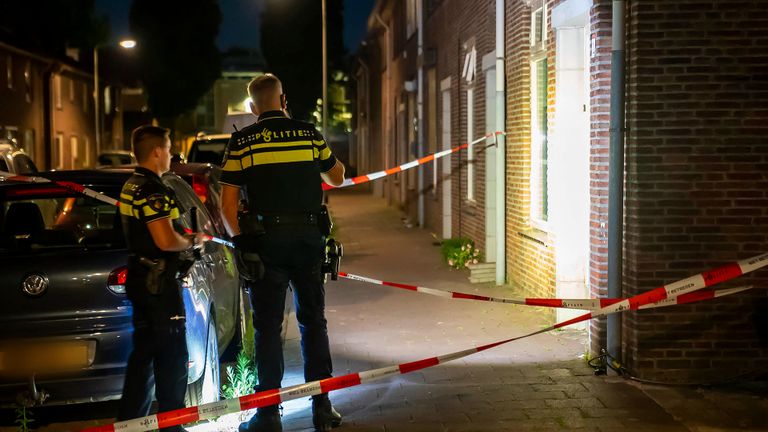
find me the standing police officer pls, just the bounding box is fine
[117,125,206,432]
[220,74,345,432]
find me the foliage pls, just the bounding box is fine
[441,238,481,270]
[221,350,257,399]
[0,0,108,55]
[129,0,222,121]
[14,406,33,432]
[261,0,345,122]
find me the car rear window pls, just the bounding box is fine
[187,139,229,165]
[0,187,124,252]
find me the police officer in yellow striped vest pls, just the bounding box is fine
[220,74,345,432]
[117,125,206,431]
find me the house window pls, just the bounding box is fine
[53,133,64,170]
[530,57,549,223]
[54,75,62,110]
[69,77,75,103]
[531,2,547,50]
[82,82,88,112]
[406,0,418,39]
[24,61,32,103]
[6,55,13,89]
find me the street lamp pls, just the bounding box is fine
[94,39,136,153]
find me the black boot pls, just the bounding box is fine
[238,408,282,432]
[312,394,342,431]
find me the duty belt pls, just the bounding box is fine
[257,212,318,227]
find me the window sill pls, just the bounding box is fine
[517,227,551,247]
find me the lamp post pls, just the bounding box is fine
[321,0,328,134]
[93,39,136,153]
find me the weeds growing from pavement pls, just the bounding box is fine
[441,238,481,269]
[15,406,33,432]
[221,350,257,399]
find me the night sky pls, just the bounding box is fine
[94,0,376,52]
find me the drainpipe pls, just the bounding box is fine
[416,0,425,227]
[607,0,626,367]
[357,57,370,174]
[495,0,506,285]
[374,12,392,201]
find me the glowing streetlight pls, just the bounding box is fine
[94,39,136,152]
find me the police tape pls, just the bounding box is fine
[0,169,233,248]
[81,252,766,432]
[339,272,752,311]
[321,131,505,191]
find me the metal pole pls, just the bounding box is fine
[322,0,328,134]
[607,0,626,366]
[93,46,100,154]
[495,0,506,286]
[416,0,425,227]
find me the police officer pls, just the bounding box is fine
[117,125,206,431]
[220,74,345,432]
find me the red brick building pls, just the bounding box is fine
[355,0,767,382]
[0,41,124,170]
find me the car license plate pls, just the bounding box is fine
[0,341,92,376]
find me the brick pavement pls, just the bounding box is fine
[270,189,768,432]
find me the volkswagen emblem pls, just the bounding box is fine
[22,274,48,296]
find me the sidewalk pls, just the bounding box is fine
[272,188,768,432]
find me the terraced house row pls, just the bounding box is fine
[353,0,768,382]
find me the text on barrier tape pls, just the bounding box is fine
[81,252,765,432]
[339,272,752,311]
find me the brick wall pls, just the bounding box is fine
[622,0,768,382]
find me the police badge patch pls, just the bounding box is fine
[147,194,168,212]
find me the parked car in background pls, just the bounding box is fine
[0,169,251,407]
[186,133,230,166]
[96,150,137,168]
[0,140,38,174]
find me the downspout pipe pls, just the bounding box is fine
[374,12,392,201]
[607,0,626,367]
[495,0,506,286]
[416,0,425,227]
[357,57,370,174]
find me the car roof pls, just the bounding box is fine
[194,133,231,141]
[0,169,132,193]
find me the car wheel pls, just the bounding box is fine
[185,317,220,407]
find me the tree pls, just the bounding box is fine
[0,0,108,56]
[129,0,222,123]
[261,0,344,123]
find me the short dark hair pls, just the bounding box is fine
[247,73,282,110]
[131,125,169,162]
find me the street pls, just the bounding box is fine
[12,188,766,432]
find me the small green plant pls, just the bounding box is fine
[441,238,481,270]
[15,406,34,432]
[221,350,257,399]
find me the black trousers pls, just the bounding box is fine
[246,226,331,410]
[118,265,189,432]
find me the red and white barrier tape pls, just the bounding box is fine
[339,272,752,311]
[321,131,504,191]
[81,253,764,432]
[0,170,233,248]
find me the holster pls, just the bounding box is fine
[321,238,343,282]
[138,256,167,295]
[238,210,266,236]
[318,205,333,236]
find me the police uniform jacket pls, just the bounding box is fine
[220,110,337,215]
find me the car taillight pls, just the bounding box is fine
[192,175,208,203]
[107,266,127,294]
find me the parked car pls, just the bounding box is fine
[96,150,137,168]
[186,133,230,166]
[0,140,38,175]
[0,169,251,407]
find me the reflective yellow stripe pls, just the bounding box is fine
[318,146,332,160]
[241,148,314,168]
[170,208,179,219]
[312,140,325,146]
[142,205,159,217]
[223,158,241,172]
